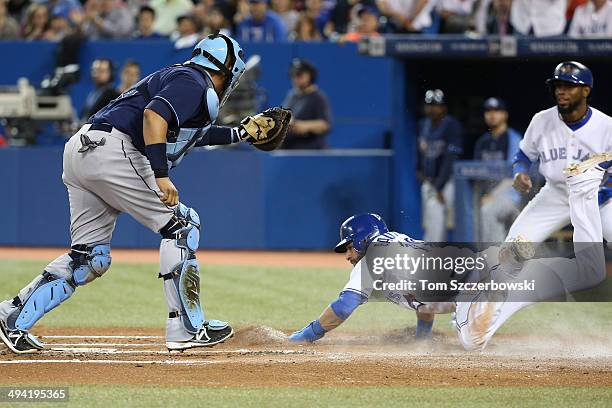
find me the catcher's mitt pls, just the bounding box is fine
[238,107,292,151]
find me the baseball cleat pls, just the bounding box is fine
[0,319,44,354]
[564,152,612,176]
[166,321,234,352]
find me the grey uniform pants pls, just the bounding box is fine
[65,124,174,245]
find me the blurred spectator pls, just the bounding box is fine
[81,0,135,39]
[236,0,288,42]
[22,4,50,40]
[304,0,332,35]
[202,6,232,36]
[437,0,477,33]
[271,0,299,32]
[567,0,588,21]
[81,58,120,121]
[377,0,434,33]
[44,9,73,41]
[172,14,200,48]
[342,5,380,41]
[474,97,522,242]
[417,89,463,242]
[568,0,612,37]
[117,60,141,93]
[133,5,165,39]
[0,0,19,38]
[7,0,29,18]
[281,59,332,149]
[325,0,357,36]
[234,0,251,27]
[510,0,567,36]
[291,13,322,39]
[485,0,515,34]
[150,0,194,36]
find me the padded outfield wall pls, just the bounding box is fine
[2,38,611,248]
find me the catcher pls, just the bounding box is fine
[0,32,290,354]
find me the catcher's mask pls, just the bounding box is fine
[188,32,246,107]
[334,213,389,255]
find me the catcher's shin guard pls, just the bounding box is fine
[4,245,111,332]
[159,203,205,341]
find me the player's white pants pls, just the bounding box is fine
[422,181,454,242]
[457,170,606,350]
[505,182,612,242]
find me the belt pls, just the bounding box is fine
[88,123,113,133]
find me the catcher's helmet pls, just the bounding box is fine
[188,33,246,107]
[546,61,593,90]
[334,213,389,254]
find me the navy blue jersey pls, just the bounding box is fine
[473,128,522,163]
[418,115,463,190]
[90,65,216,154]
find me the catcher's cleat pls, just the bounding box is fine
[0,319,44,354]
[166,321,234,352]
[564,152,612,176]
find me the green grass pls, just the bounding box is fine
[1,259,610,336]
[0,386,611,408]
[1,260,611,407]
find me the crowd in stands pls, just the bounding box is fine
[0,0,610,43]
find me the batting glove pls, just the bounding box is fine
[599,186,612,206]
[288,320,326,343]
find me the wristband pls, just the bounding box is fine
[145,143,168,178]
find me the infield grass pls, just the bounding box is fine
[0,259,611,336]
[0,386,611,408]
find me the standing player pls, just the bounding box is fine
[0,33,289,354]
[457,154,612,350]
[288,213,441,343]
[418,89,464,242]
[508,61,612,242]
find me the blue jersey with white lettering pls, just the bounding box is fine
[90,65,219,159]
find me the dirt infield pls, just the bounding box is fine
[2,247,612,388]
[0,247,346,269]
[2,326,612,387]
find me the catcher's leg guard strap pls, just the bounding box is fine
[7,271,75,331]
[160,203,204,337]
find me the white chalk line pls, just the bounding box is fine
[0,359,219,365]
[43,335,163,339]
[47,343,165,347]
[43,348,309,356]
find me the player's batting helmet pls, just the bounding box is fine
[546,61,593,90]
[334,213,389,254]
[189,32,246,107]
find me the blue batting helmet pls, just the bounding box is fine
[546,61,593,90]
[334,213,389,254]
[188,33,246,107]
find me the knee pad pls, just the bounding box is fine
[7,272,75,331]
[160,203,201,254]
[70,244,112,286]
[160,203,204,334]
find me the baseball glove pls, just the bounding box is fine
[238,107,292,151]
